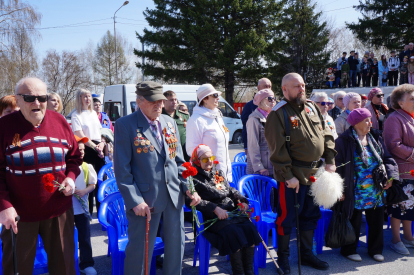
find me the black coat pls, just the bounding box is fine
[185,165,249,232]
[334,127,400,218]
[348,55,359,70]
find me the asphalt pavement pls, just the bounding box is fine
[88,143,414,275]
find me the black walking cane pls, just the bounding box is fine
[294,193,301,275]
[11,216,20,275]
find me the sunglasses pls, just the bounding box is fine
[17,94,48,103]
[201,156,216,163]
[376,94,384,98]
[267,97,276,102]
[211,93,219,98]
[315,101,333,106]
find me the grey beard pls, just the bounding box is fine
[296,95,306,105]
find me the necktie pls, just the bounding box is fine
[150,121,163,149]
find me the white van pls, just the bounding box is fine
[102,84,243,143]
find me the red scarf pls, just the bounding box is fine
[190,144,206,167]
[403,109,414,119]
[371,102,388,120]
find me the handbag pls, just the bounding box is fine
[325,202,356,249]
[384,180,409,205]
[372,164,388,191]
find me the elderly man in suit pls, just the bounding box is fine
[114,81,201,275]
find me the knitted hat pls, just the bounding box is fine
[343,92,360,109]
[253,89,274,106]
[347,108,372,126]
[368,87,382,101]
[196,84,221,105]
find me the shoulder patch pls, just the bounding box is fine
[271,100,287,112]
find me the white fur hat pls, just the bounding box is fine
[196,84,221,105]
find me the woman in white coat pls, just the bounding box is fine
[186,84,232,182]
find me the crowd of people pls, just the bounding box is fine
[1,74,414,275]
[325,43,414,89]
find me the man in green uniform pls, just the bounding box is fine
[162,90,190,161]
[265,73,337,274]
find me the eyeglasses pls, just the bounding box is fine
[267,97,276,102]
[376,94,384,98]
[211,93,219,98]
[315,101,333,106]
[201,156,216,163]
[338,98,344,101]
[17,94,48,103]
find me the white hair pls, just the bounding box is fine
[310,92,328,102]
[15,77,47,94]
[333,91,346,102]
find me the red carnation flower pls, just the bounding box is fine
[250,207,254,213]
[213,160,219,165]
[182,162,192,169]
[189,167,198,177]
[237,203,243,210]
[182,170,190,179]
[248,212,252,217]
[44,183,54,193]
[309,176,316,183]
[255,216,260,222]
[410,170,414,177]
[42,173,55,184]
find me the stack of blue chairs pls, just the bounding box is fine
[98,192,164,275]
[230,162,247,188]
[97,162,115,186]
[234,152,247,162]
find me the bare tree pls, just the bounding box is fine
[41,50,91,115]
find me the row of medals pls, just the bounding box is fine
[165,122,178,159]
[134,131,154,154]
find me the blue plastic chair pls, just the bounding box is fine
[97,162,115,186]
[98,192,164,275]
[0,225,79,275]
[238,174,278,268]
[186,199,259,275]
[230,162,247,189]
[98,178,119,203]
[234,152,247,163]
[315,208,333,254]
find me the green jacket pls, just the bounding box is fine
[162,108,189,147]
[265,99,337,185]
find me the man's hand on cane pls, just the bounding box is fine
[133,202,152,221]
[286,177,300,193]
[0,207,19,234]
[325,164,336,173]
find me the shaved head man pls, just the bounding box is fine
[281,73,306,105]
[257,78,272,91]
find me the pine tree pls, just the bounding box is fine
[346,0,412,50]
[267,0,330,91]
[134,0,284,105]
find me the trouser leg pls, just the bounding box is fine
[40,207,76,275]
[74,213,94,269]
[365,206,384,256]
[341,208,362,256]
[1,220,39,275]
[229,250,244,275]
[242,246,256,275]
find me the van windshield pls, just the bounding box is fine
[182,101,197,115]
[104,102,122,122]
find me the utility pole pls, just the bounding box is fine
[142,43,145,81]
[113,1,129,85]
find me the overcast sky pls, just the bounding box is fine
[33,0,362,57]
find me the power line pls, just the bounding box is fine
[325,6,354,12]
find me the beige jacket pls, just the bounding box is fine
[334,111,351,135]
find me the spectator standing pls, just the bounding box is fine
[328,91,346,120]
[337,52,347,77]
[162,90,191,161]
[379,55,389,87]
[371,58,379,86]
[400,56,409,85]
[340,61,350,88]
[360,94,368,108]
[368,52,375,65]
[335,92,361,135]
[241,78,271,154]
[399,45,409,62]
[406,43,414,58]
[92,98,114,132]
[71,89,105,215]
[366,88,388,131]
[187,84,233,182]
[408,56,414,84]
[0,77,82,275]
[335,108,398,262]
[177,101,189,114]
[348,51,359,87]
[388,51,400,86]
[361,57,372,87]
[0,95,19,117]
[47,92,63,113]
[383,84,414,256]
[355,53,362,87]
[311,92,338,139]
[246,89,276,175]
[333,67,341,88]
[73,135,97,275]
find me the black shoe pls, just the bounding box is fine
[301,253,329,270]
[241,246,255,275]
[156,254,164,267]
[229,250,245,275]
[277,254,290,274]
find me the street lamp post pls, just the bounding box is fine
[114,1,129,85]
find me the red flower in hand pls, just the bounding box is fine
[213,160,219,165]
[255,216,260,222]
[237,203,243,210]
[44,183,54,193]
[42,173,55,184]
[250,207,254,213]
[309,176,316,183]
[189,167,198,177]
[248,212,252,217]
[182,162,192,169]
[410,170,414,177]
[182,170,190,179]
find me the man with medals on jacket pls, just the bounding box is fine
[265,73,337,274]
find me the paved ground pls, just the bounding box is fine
[87,144,414,274]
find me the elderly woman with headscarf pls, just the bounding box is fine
[335,92,362,135]
[311,92,338,139]
[186,145,261,275]
[335,108,399,262]
[246,89,276,175]
[366,88,388,131]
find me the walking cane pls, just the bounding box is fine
[11,216,20,275]
[144,208,154,275]
[294,193,302,275]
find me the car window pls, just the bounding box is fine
[130,101,136,113]
[104,102,122,121]
[182,101,197,115]
[218,102,229,117]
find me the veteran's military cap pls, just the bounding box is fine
[136,81,167,102]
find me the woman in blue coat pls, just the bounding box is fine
[378,55,389,87]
